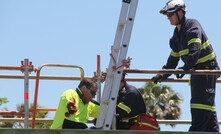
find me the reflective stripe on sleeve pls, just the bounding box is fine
[188,38,201,46]
[196,52,216,64]
[170,50,180,57]
[191,103,216,112]
[117,102,131,114]
[201,40,210,50]
[179,49,189,56]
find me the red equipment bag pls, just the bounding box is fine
[129,113,159,131]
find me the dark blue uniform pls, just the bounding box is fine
[164,17,220,132]
[116,83,146,130]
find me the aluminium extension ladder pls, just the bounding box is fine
[96,0,139,130]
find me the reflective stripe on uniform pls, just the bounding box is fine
[201,40,210,49]
[170,50,180,57]
[170,38,215,64]
[191,103,216,112]
[170,49,189,57]
[117,102,131,114]
[188,38,201,46]
[179,49,189,56]
[188,38,211,50]
[121,115,138,122]
[196,52,216,64]
[137,122,159,130]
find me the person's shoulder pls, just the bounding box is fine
[126,84,140,94]
[126,83,137,90]
[185,18,200,26]
[90,100,100,106]
[62,89,76,95]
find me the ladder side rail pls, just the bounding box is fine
[103,0,139,130]
[95,2,130,128]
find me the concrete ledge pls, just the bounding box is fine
[0,129,219,134]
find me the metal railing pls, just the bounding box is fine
[0,62,85,128]
[31,63,84,128]
[1,64,221,128]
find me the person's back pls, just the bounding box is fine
[50,78,100,129]
[116,74,146,130]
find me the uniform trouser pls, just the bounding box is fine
[62,119,87,129]
[189,74,219,132]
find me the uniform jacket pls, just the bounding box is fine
[116,83,146,120]
[165,17,218,70]
[50,89,100,129]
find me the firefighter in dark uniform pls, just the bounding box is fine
[116,73,146,130]
[152,0,220,132]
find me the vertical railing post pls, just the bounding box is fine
[21,58,34,128]
[23,59,30,128]
[97,55,101,102]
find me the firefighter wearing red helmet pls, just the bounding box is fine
[152,0,220,132]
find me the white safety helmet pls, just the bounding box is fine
[160,0,186,15]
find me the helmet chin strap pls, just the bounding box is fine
[175,12,181,25]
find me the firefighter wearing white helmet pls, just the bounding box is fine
[152,0,220,132]
[160,0,186,25]
[160,0,186,15]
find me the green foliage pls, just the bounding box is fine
[0,98,9,106]
[16,103,52,128]
[0,98,13,128]
[0,108,14,128]
[0,102,52,128]
[139,82,183,122]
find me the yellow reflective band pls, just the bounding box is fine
[196,52,216,64]
[191,103,216,112]
[179,49,189,56]
[117,102,131,114]
[121,115,138,122]
[138,122,159,130]
[201,40,210,50]
[176,40,210,57]
[170,50,179,57]
[188,38,201,46]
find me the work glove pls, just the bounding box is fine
[176,66,186,79]
[151,74,166,84]
[65,98,77,117]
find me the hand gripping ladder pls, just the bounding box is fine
[96,0,138,130]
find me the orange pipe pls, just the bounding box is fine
[0,108,56,117]
[32,69,40,128]
[97,55,101,102]
[0,66,21,71]
[29,108,57,112]
[31,63,84,128]
[0,111,23,116]
[97,55,101,76]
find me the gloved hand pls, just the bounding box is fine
[65,98,77,117]
[176,66,186,79]
[151,74,166,84]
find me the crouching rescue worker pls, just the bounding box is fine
[50,78,100,129]
[152,0,220,132]
[116,73,159,130]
